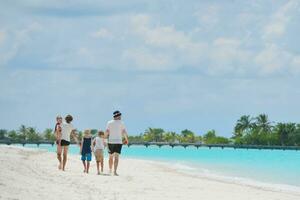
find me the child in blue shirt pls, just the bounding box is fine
[80,130,92,173]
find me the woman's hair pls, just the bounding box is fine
[56,115,62,120]
[65,115,73,123]
[98,130,104,136]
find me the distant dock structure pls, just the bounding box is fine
[127,142,300,151]
[0,140,299,151]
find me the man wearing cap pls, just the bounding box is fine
[105,110,129,176]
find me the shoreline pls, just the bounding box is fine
[3,145,300,191]
[140,157,300,195]
[0,145,300,200]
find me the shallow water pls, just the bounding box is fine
[11,144,300,188]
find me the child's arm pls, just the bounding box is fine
[104,129,109,139]
[91,138,96,153]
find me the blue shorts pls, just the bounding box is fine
[81,153,92,161]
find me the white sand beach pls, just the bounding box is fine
[0,145,299,200]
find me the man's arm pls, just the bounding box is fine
[122,129,129,144]
[104,129,109,139]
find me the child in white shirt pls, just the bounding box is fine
[92,131,106,175]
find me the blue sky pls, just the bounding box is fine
[0,0,300,136]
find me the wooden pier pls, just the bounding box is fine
[127,142,300,150]
[0,140,299,151]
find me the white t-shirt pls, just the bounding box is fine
[106,120,126,144]
[61,123,74,142]
[93,137,105,151]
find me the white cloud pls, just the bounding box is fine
[207,37,253,75]
[263,0,299,40]
[0,30,5,44]
[129,15,258,75]
[122,48,172,71]
[2,2,299,77]
[90,28,112,39]
[212,38,250,62]
[255,44,292,74]
[257,0,300,75]
[213,38,240,47]
[194,5,219,28]
[131,14,191,49]
[127,14,208,70]
[45,47,100,69]
[290,56,300,73]
[0,22,42,67]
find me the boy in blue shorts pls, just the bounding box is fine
[80,130,92,173]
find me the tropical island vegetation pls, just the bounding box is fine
[0,114,300,146]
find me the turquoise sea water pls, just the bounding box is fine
[12,144,300,188]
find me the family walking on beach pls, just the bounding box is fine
[54,111,129,176]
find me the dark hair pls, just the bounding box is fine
[113,110,122,118]
[98,131,104,136]
[65,115,73,123]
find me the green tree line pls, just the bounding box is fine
[128,128,230,144]
[0,114,299,146]
[0,126,97,143]
[0,125,55,142]
[233,114,300,146]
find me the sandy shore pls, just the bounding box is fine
[0,145,299,200]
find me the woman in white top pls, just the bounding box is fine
[60,114,77,171]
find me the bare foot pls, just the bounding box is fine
[97,171,101,175]
[114,172,119,176]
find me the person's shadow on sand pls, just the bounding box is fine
[100,173,113,176]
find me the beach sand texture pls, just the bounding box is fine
[0,145,299,200]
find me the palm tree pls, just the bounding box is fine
[203,130,216,144]
[274,123,296,146]
[180,129,196,143]
[8,130,18,141]
[163,132,173,142]
[294,124,300,146]
[0,129,8,139]
[253,114,273,145]
[27,127,41,142]
[18,125,27,140]
[144,128,164,142]
[275,123,288,146]
[255,114,272,133]
[171,132,177,142]
[43,128,55,141]
[234,115,253,137]
[91,129,98,136]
